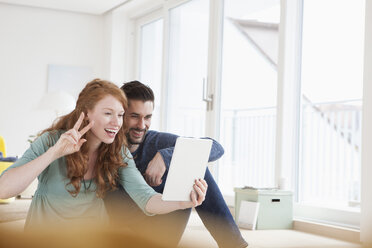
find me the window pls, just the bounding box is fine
[166,0,210,137]
[299,0,365,212]
[218,0,280,195]
[138,17,164,130]
[128,0,366,228]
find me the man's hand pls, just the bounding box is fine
[145,152,166,186]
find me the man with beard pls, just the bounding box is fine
[104,81,248,248]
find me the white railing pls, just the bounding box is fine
[218,107,277,194]
[299,100,362,208]
[217,100,361,209]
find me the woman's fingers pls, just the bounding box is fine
[199,178,208,189]
[72,112,93,138]
[77,139,87,149]
[182,179,208,209]
[62,133,77,145]
[195,179,208,193]
[190,191,198,206]
[54,117,90,158]
[65,129,80,143]
[79,120,94,136]
[188,179,207,207]
[193,183,205,205]
[68,113,93,142]
[73,112,85,131]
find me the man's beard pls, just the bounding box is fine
[126,128,147,145]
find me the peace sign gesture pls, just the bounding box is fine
[52,112,94,159]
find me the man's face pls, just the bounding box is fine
[124,100,154,145]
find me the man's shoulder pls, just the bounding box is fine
[146,130,158,136]
[146,130,179,140]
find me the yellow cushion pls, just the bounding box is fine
[0,161,15,203]
[0,161,13,171]
[0,136,6,157]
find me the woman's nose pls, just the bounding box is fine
[111,115,121,126]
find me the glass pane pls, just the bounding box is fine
[139,18,163,131]
[299,0,365,210]
[218,0,280,195]
[166,0,209,137]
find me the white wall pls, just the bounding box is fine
[105,0,165,84]
[0,3,106,157]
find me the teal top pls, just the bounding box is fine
[1,131,157,229]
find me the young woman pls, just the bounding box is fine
[0,79,207,229]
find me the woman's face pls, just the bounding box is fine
[86,95,124,145]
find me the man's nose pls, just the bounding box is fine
[137,118,146,129]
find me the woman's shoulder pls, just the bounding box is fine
[33,130,65,150]
[121,146,134,157]
[120,146,135,166]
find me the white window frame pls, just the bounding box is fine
[361,0,372,243]
[116,0,365,230]
[277,0,361,229]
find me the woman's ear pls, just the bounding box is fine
[85,110,91,120]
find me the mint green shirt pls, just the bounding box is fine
[1,131,157,229]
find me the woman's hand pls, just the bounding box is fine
[180,178,208,209]
[52,112,94,159]
[145,179,208,215]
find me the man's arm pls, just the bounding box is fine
[144,131,224,186]
[157,137,224,167]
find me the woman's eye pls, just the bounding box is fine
[105,112,111,115]
[118,114,124,117]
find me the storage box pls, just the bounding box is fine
[234,188,293,229]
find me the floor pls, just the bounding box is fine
[0,199,362,248]
[180,212,361,248]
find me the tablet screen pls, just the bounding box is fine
[162,137,212,201]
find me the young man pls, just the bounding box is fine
[104,81,248,248]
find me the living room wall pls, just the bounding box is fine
[0,3,107,157]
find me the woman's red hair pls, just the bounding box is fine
[41,79,128,198]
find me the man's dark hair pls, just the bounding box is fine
[121,81,155,104]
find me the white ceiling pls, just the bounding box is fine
[0,0,130,15]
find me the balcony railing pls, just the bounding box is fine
[300,99,362,208]
[218,107,277,194]
[218,100,362,209]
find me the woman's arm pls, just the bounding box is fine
[0,113,92,199]
[120,149,208,215]
[145,179,207,215]
[0,146,59,198]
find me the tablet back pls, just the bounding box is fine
[162,137,212,201]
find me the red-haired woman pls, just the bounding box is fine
[0,79,207,229]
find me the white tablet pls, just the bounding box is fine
[162,137,212,201]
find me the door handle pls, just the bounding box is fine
[202,78,213,111]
